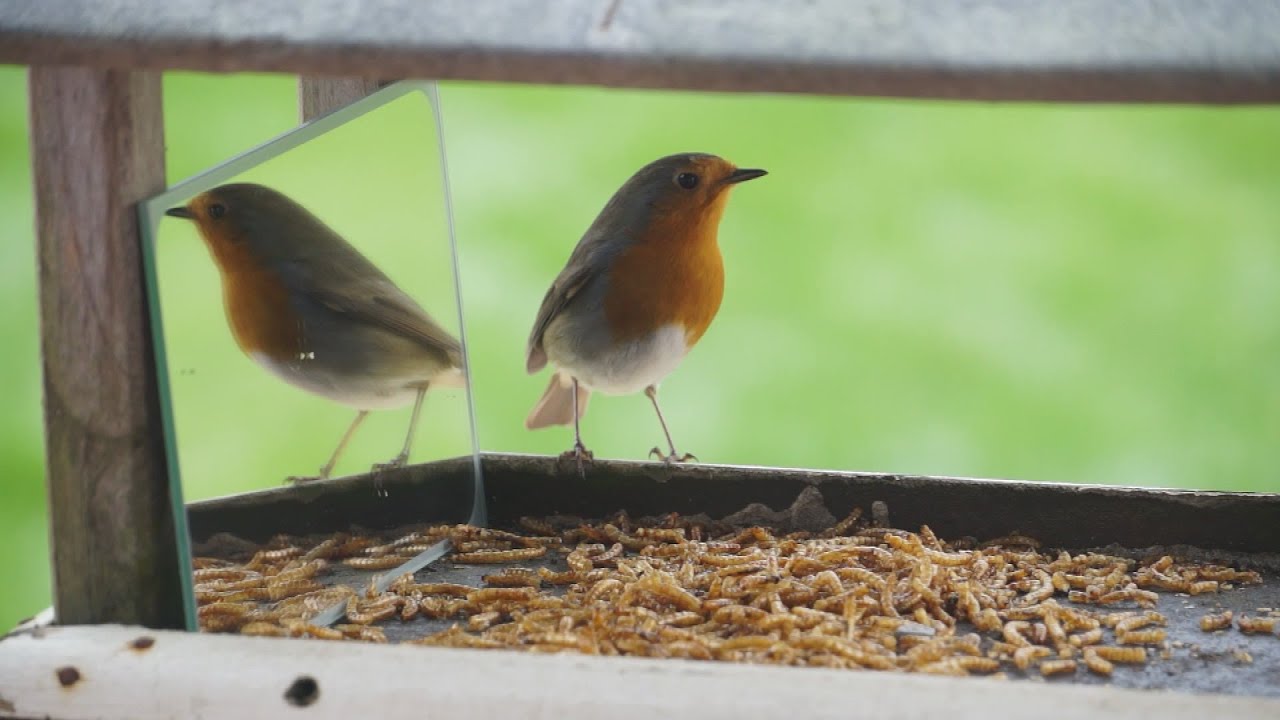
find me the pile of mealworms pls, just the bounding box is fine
[193,508,1271,677]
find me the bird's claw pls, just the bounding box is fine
[371,452,410,473]
[285,467,329,485]
[558,443,594,476]
[648,447,698,464]
[367,455,408,498]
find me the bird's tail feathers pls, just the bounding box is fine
[525,372,590,429]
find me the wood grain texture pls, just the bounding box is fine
[4,625,1280,715]
[1,0,1279,103]
[29,66,186,628]
[298,76,386,121]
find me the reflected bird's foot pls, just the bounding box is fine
[648,447,698,464]
[285,468,329,485]
[369,454,408,498]
[371,452,410,474]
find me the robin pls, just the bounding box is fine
[524,152,766,465]
[165,182,464,483]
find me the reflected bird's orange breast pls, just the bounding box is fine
[214,245,304,363]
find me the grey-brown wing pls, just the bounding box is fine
[316,280,464,369]
[526,200,639,373]
[525,264,592,374]
[286,240,464,369]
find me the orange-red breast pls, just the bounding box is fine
[165,182,464,482]
[525,152,765,465]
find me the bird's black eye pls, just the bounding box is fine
[675,172,700,190]
[207,203,227,219]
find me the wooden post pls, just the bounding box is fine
[29,67,186,628]
[298,76,386,121]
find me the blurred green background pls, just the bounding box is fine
[1,68,1277,629]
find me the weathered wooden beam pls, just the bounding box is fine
[298,77,386,122]
[2,625,1278,719]
[2,1,1278,103]
[29,67,186,629]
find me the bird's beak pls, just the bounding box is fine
[724,168,768,184]
[164,206,195,220]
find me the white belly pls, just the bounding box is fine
[249,351,457,410]
[549,323,689,395]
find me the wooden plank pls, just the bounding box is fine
[1,1,1278,103]
[298,77,386,122]
[29,67,186,629]
[1,625,1277,719]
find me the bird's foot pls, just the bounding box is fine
[648,447,698,464]
[371,452,410,473]
[285,467,331,485]
[558,443,594,476]
[367,454,408,498]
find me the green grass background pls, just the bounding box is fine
[1,68,1276,629]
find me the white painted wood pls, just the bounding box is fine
[1,1,1278,102]
[8,608,55,635]
[1,625,1277,720]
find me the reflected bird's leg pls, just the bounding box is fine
[287,409,370,484]
[374,384,428,472]
[645,384,696,464]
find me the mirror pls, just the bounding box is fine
[139,81,483,630]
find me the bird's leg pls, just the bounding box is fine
[373,385,427,473]
[558,377,594,475]
[287,410,369,484]
[644,385,697,464]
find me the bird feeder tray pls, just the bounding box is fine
[185,452,1280,699]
